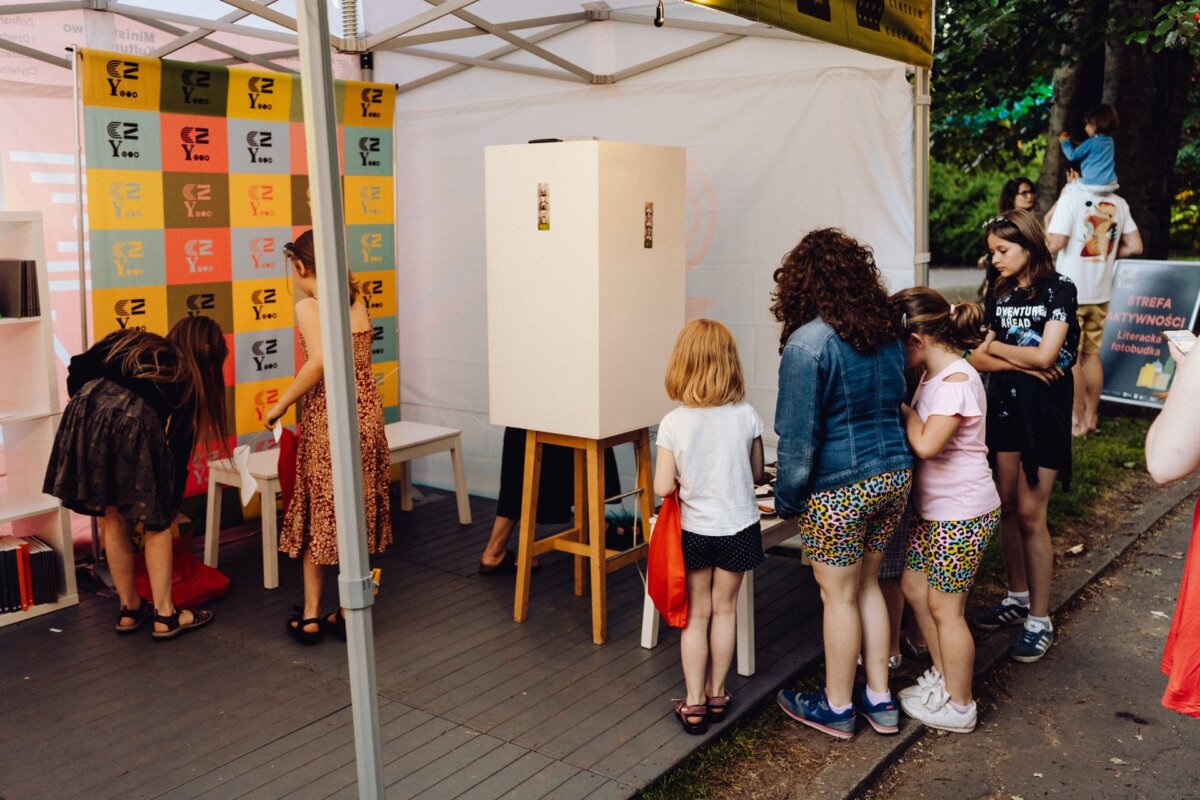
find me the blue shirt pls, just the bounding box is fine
[1060,134,1117,187]
[773,318,912,517]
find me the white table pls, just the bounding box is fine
[204,420,471,588]
[639,515,803,677]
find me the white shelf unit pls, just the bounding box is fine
[0,210,78,627]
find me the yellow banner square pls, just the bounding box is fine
[92,285,170,341]
[342,176,394,225]
[356,270,396,319]
[227,67,293,122]
[235,377,295,436]
[81,49,162,111]
[342,81,394,128]
[87,169,164,231]
[228,173,292,228]
[233,277,294,333]
[371,360,399,409]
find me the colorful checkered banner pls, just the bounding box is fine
[80,49,398,496]
[682,1,932,68]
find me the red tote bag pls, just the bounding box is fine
[647,493,688,628]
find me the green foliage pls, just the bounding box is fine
[931,1,1090,170]
[928,154,1039,266]
[1123,1,1200,54]
[930,160,999,265]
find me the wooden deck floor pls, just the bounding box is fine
[0,488,825,800]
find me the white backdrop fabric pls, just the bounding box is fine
[376,31,916,498]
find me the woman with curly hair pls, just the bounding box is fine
[771,228,913,740]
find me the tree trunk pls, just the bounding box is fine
[1036,0,1107,218]
[1103,1,1195,258]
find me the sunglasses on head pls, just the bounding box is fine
[1017,189,1037,197]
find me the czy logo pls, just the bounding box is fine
[251,287,278,321]
[247,76,274,111]
[359,185,382,216]
[184,238,215,274]
[358,136,381,168]
[180,127,211,162]
[186,292,216,316]
[250,338,279,371]
[249,236,277,270]
[246,130,274,164]
[359,232,383,264]
[371,324,384,356]
[111,240,145,277]
[109,182,142,218]
[180,68,211,105]
[182,183,213,218]
[105,59,139,98]
[114,297,146,329]
[253,388,279,421]
[248,184,275,217]
[359,87,383,119]
[360,279,384,310]
[105,121,140,159]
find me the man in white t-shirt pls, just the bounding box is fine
[1046,180,1143,437]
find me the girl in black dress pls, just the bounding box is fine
[968,209,1080,664]
[44,316,229,639]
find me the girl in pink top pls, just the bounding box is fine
[891,287,1001,735]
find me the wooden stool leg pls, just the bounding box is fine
[635,429,654,546]
[573,448,587,597]
[260,479,280,590]
[203,477,222,569]
[736,569,756,676]
[586,441,607,644]
[513,430,542,624]
[449,435,472,525]
[399,462,413,512]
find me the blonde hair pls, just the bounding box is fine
[664,319,746,407]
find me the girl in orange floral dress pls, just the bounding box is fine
[266,229,391,644]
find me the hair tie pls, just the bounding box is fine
[949,303,957,313]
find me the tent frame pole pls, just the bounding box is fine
[295,2,384,797]
[914,65,931,287]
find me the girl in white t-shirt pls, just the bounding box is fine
[890,288,1000,735]
[654,319,766,736]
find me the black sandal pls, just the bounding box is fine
[479,548,518,575]
[286,606,323,645]
[152,608,214,640]
[114,602,154,635]
[706,692,732,723]
[319,610,346,641]
[673,699,708,735]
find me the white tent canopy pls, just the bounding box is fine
[0,0,925,497]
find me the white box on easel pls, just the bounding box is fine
[486,140,686,440]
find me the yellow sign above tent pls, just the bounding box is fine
[684,0,933,68]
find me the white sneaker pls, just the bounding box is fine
[898,667,944,703]
[901,687,977,733]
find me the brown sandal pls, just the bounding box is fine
[706,692,732,723]
[152,608,214,640]
[673,699,708,735]
[114,602,154,635]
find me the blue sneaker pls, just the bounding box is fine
[974,598,1029,631]
[855,687,899,734]
[777,689,855,739]
[1011,623,1054,663]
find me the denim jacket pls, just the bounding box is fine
[774,318,912,517]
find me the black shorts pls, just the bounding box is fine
[681,521,765,573]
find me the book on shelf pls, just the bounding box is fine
[0,259,39,318]
[0,536,59,611]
